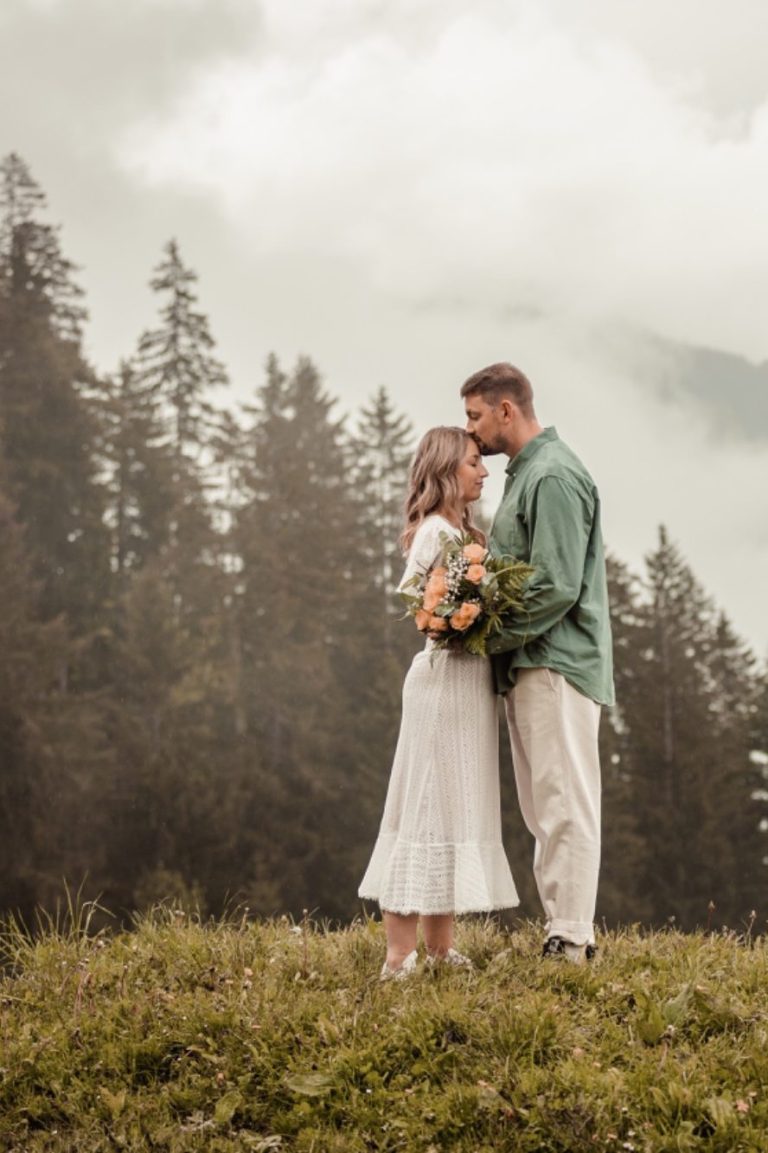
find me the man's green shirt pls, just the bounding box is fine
[488,427,615,706]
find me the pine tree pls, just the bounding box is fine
[0,152,85,341]
[234,356,356,762]
[623,528,766,928]
[135,239,227,460]
[131,240,229,623]
[226,356,376,914]
[597,553,653,923]
[343,388,422,911]
[96,245,234,911]
[702,613,767,921]
[99,359,175,577]
[0,156,119,916]
[349,387,414,651]
[0,152,109,646]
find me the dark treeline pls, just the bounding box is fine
[1,153,766,932]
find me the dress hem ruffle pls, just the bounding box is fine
[358,834,519,916]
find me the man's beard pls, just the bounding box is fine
[476,436,503,456]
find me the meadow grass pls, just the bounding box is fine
[2,908,768,1151]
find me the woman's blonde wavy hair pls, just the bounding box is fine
[400,426,484,553]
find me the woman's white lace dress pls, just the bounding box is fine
[358,515,518,915]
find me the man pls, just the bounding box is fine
[462,362,614,963]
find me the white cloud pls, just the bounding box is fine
[119,1,768,360]
[548,0,768,118]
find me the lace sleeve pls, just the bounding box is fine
[397,518,451,592]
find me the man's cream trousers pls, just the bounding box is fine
[504,667,602,946]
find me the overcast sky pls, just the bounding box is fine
[2,0,767,655]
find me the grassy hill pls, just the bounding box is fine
[2,909,767,1152]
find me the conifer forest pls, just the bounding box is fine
[1,152,766,933]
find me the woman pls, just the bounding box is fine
[358,426,518,979]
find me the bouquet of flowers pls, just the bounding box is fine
[400,532,532,656]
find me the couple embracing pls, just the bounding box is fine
[359,362,615,978]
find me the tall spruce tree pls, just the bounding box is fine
[99,359,175,578]
[234,356,357,764]
[0,153,109,646]
[0,156,114,916]
[349,387,415,651]
[344,388,421,909]
[702,613,767,921]
[98,246,233,912]
[623,528,766,928]
[597,553,653,923]
[136,239,227,459]
[132,240,229,619]
[227,356,374,914]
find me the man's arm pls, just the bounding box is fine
[486,475,592,655]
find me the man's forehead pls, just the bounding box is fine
[464,393,490,411]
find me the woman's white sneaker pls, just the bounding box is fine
[426,947,473,970]
[379,949,419,981]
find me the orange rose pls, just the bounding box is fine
[450,601,481,632]
[422,566,448,612]
[423,588,440,612]
[427,614,449,632]
[465,563,486,584]
[462,543,486,564]
[414,608,432,631]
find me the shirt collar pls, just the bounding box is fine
[505,426,558,475]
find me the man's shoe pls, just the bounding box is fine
[426,947,473,970]
[379,949,418,982]
[542,936,596,965]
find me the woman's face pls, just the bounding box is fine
[456,438,488,505]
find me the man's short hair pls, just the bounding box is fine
[460,362,535,417]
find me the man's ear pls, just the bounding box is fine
[498,398,518,423]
